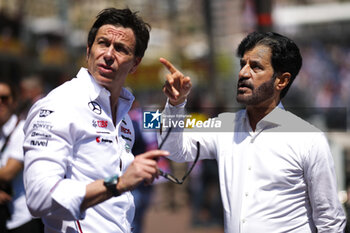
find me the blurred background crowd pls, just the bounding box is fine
[0,0,349,232]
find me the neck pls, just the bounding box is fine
[109,87,122,127]
[246,99,279,131]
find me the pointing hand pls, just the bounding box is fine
[160,58,192,106]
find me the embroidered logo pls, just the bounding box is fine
[88,101,102,115]
[121,135,132,142]
[96,137,113,143]
[92,120,108,128]
[32,121,53,131]
[39,109,54,117]
[121,126,131,135]
[125,144,131,153]
[31,131,52,138]
[30,140,48,147]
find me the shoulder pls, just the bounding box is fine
[278,109,321,133]
[216,110,245,131]
[24,78,83,134]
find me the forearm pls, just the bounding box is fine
[0,158,23,183]
[81,179,125,211]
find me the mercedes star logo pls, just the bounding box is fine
[88,101,102,115]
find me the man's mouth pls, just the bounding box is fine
[98,64,115,73]
[237,82,252,92]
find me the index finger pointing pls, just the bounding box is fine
[160,57,178,74]
[141,150,170,160]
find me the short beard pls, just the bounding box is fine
[236,74,276,105]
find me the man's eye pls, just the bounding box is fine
[115,45,129,55]
[98,41,108,46]
[252,64,261,70]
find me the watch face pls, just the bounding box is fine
[105,175,119,184]
[104,175,120,196]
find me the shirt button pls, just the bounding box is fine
[245,192,248,197]
[242,219,246,223]
[248,166,252,170]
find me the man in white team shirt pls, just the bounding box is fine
[23,8,168,233]
[158,32,346,232]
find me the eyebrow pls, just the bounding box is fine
[96,36,134,53]
[240,58,263,67]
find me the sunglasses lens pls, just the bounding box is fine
[0,95,10,104]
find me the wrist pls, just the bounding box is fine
[115,176,127,194]
[169,97,187,106]
[103,175,122,197]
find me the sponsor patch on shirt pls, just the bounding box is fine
[39,109,54,117]
[121,126,131,135]
[32,121,53,131]
[96,136,113,144]
[92,120,108,128]
[125,143,131,153]
[31,131,52,138]
[30,139,48,147]
[121,135,132,142]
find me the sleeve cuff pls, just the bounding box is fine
[166,98,187,108]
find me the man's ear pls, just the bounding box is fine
[129,57,142,74]
[275,72,291,92]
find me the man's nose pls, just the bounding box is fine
[104,46,114,64]
[239,64,251,79]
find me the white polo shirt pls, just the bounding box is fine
[23,68,135,233]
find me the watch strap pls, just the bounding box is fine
[103,174,121,197]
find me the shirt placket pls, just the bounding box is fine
[240,126,264,232]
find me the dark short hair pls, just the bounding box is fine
[87,8,151,58]
[237,31,302,99]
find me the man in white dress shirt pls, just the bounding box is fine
[23,8,168,233]
[158,32,346,232]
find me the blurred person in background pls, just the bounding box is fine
[17,75,45,120]
[158,31,345,232]
[22,8,168,233]
[0,79,43,233]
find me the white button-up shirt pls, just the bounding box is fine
[1,115,33,229]
[23,68,136,233]
[159,101,346,233]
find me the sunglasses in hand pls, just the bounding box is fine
[157,127,200,185]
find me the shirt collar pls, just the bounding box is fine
[76,67,104,101]
[257,102,286,130]
[241,102,286,132]
[116,87,135,124]
[76,67,135,124]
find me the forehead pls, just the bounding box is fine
[243,45,272,63]
[0,83,11,94]
[96,25,135,43]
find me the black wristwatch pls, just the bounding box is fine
[103,175,121,197]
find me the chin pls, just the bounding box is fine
[236,94,249,104]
